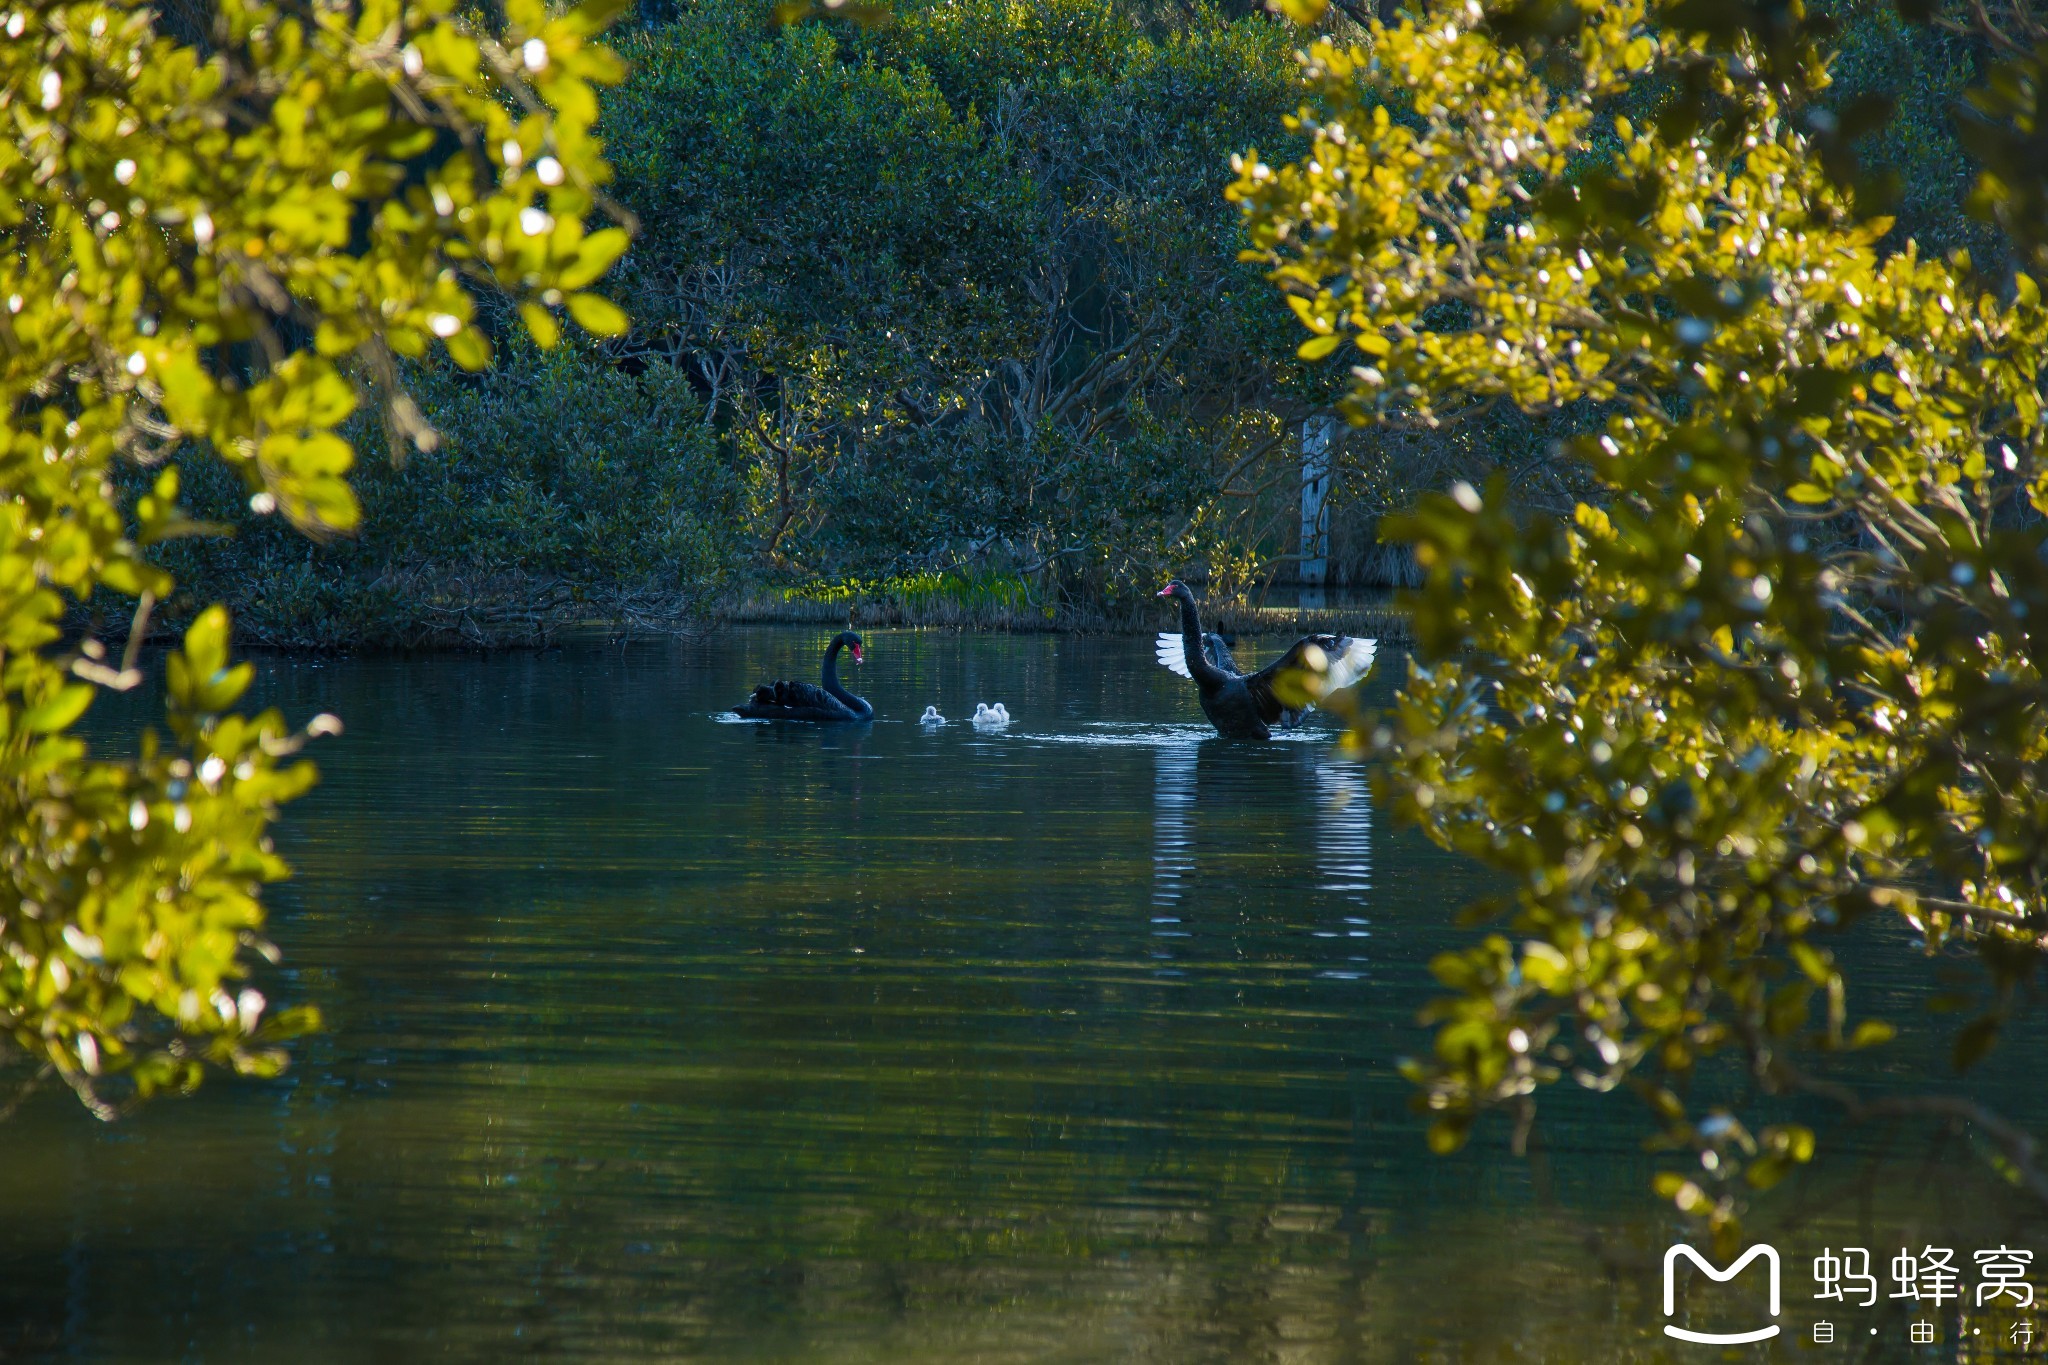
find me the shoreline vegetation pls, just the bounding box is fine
[723,576,1408,641]
[99,0,1972,657]
[80,570,1409,652]
[106,1,1427,653]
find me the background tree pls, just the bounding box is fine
[136,347,739,647]
[125,0,2022,634]
[599,0,1332,609]
[1234,0,2048,1247]
[0,0,627,1114]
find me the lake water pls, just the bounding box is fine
[2,629,2041,1362]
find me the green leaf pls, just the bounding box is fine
[566,292,628,336]
[1656,1176,1710,1212]
[182,606,231,684]
[520,301,560,350]
[1297,333,1343,360]
[1846,1019,1895,1049]
[1521,940,1570,990]
[1272,0,1328,22]
[1426,1117,1471,1153]
[565,0,631,35]
[560,228,629,290]
[257,1004,323,1042]
[99,558,176,597]
[445,327,492,371]
[23,684,94,734]
[1639,1085,1685,1121]
[1953,1016,2001,1072]
[1789,941,1832,986]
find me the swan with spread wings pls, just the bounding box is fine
[1153,581,1376,739]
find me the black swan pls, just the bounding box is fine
[735,631,874,722]
[1173,628,1240,675]
[1154,581,1376,739]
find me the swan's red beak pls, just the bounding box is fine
[1155,585,1173,597]
[850,645,863,664]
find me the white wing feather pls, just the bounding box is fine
[1321,637,1378,694]
[1160,630,1374,694]
[1155,631,1193,680]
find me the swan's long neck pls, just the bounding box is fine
[1179,596,1228,687]
[821,641,871,716]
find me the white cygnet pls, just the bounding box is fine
[920,705,945,725]
[973,702,1009,727]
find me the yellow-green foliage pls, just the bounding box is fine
[1235,0,2048,1239]
[0,0,627,1112]
[776,570,1052,625]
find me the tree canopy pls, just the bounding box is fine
[0,0,627,1113]
[598,0,1323,605]
[1236,0,2048,1244]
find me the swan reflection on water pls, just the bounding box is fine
[705,712,1372,982]
[1311,760,1373,981]
[1141,734,1375,982]
[740,719,870,750]
[1149,744,1198,976]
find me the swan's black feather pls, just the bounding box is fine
[1204,632,1241,675]
[1155,581,1375,739]
[733,632,873,722]
[1242,634,1377,727]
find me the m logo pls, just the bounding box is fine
[1663,1243,1783,1344]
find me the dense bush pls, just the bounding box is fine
[597,0,2000,606]
[1825,0,1989,257]
[600,0,1322,605]
[127,351,739,648]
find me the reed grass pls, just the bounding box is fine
[726,572,1410,641]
